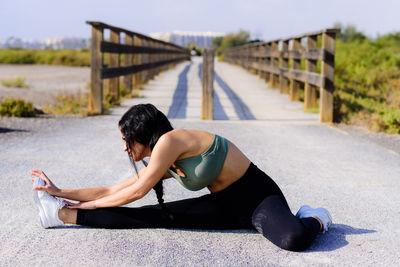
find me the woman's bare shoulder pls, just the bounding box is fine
[158,129,215,160]
[164,129,213,140]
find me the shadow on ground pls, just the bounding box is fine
[167,63,192,119]
[59,223,375,252]
[307,223,376,252]
[0,127,29,133]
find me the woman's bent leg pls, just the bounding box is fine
[251,195,320,251]
[76,194,240,229]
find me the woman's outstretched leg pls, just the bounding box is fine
[72,194,240,229]
[59,208,77,224]
[251,195,322,251]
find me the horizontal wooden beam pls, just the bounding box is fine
[101,41,189,55]
[247,50,281,58]
[86,21,186,50]
[229,48,324,61]
[244,62,325,88]
[101,57,187,79]
[282,68,324,88]
[249,62,281,75]
[226,28,339,51]
[283,48,322,60]
[281,28,340,42]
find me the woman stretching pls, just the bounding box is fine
[31,103,332,252]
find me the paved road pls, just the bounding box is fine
[1,59,399,266]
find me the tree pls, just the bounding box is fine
[211,36,223,49]
[214,30,250,59]
[334,23,367,42]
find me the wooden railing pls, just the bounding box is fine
[87,21,190,114]
[225,29,339,122]
[201,49,215,120]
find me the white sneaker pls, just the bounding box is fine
[296,205,332,233]
[33,177,66,228]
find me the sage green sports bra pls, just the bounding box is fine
[167,135,229,191]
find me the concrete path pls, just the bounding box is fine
[1,58,400,266]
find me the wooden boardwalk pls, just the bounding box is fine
[119,57,319,123]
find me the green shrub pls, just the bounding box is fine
[214,30,250,59]
[333,33,400,133]
[43,92,92,116]
[0,48,90,66]
[1,76,29,88]
[0,98,36,117]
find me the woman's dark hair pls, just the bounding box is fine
[118,103,173,220]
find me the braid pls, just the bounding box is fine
[142,160,173,221]
[119,105,174,221]
[153,180,174,220]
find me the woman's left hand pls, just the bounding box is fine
[65,200,97,210]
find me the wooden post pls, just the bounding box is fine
[265,43,271,84]
[142,39,149,83]
[167,45,172,70]
[279,40,289,94]
[260,43,267,80]
[124,33,133,93]
[236,47,240,66]
[320,32,336,122]
[161,43,166,71]
[289,38,301,101]
[89,25,104,114]
[201,48,214,120]
[253,45,258,74]
[254,44,259,75]
[270,41,279,88]
[109,30,120,102]
[149,40,155,80]
[304,35,317,110]
[156,42,161,74]
[245,45,251,72]
[133,36,142,88]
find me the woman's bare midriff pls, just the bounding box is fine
[207,141,251,193]
[164,129,251,193]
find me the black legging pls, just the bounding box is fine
[77,163,320,251]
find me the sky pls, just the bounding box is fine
[1,0,400,41]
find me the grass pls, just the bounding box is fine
[42,92,94,116]
[0,98,36,117]
[1,76,29,88]
[0,48,91,66]
[305,107,320,114]
[43,84,143,116]
[333,38,400,134]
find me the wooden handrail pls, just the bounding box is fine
[225,28,339,122]
[86,21,190,114]
[86,21,184,50]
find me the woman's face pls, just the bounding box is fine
[120,131,150,161]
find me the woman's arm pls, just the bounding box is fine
[31,167,145,202]
[68,133,184,209]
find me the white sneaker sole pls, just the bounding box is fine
[33,178,50,228]
[296,205,332,232]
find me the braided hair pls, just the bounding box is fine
[118,104,173,220]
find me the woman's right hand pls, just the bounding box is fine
[30,170,60,196]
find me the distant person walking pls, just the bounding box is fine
[31,103,332,251]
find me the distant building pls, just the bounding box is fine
[41,37,90,50]
[0,36,90,50]
[150,31,225,48]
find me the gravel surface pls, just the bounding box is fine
[0,64,90,107]
[1,61,399,266]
